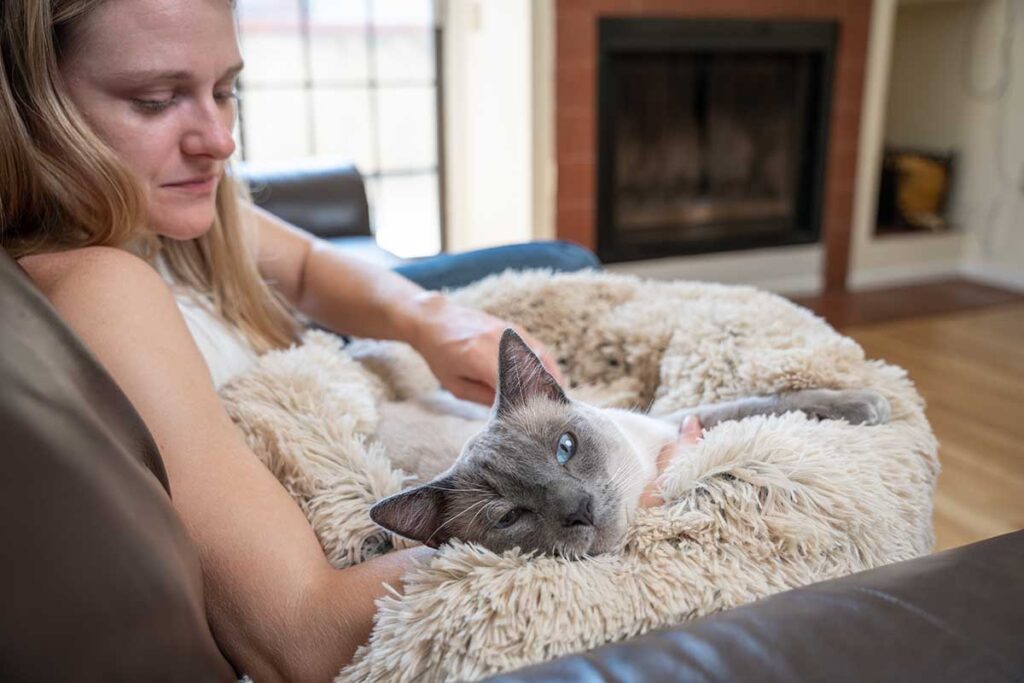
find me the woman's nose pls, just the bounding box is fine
[181,102,236,160]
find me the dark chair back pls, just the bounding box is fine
[238,159,372,240]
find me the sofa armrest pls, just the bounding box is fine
[238,159,372,240]
[0,250,236,682]
[489,531,1024,682]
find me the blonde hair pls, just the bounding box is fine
[0,0,300,353]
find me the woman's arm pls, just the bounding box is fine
[249,203,433,343]
[23,247,432,681]
[247,202,563,404]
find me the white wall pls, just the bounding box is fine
[851,0,1024,290]
[531,0,557,242]
[885,3,973,146]
[443,0,535,253]
[956,0,1024,288]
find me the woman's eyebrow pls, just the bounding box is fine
[220,62,245,81]
[112,62,244,85]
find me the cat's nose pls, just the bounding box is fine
[563,494,594,527]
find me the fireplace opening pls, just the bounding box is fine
[597,19,837,262]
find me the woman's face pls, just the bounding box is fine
[59,0,242,240]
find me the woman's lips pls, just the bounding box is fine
[162,174,218,194]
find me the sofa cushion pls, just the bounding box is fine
[487,530,1024,682]
[0,250,235,682]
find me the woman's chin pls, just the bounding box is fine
[151,215,215,241]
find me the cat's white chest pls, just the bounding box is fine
[604,409,677,501]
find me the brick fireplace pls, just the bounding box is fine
[555,0,872,291]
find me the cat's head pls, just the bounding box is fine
[370,328,635,558]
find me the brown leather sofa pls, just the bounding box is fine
[1,248,235,681]
[3,164,1022,680]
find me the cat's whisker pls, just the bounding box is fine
[465,500,495,534]
[427,484,491,495]
[605,456,641,493]
[605,460,630,490]
[603,461,630,494]
[607,467,630,486]
[607,473,635,497]
[423,505,487,548]
[425,498,490,545]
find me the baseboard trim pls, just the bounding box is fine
[847,261,961,291]
[606,245,823,295]
[958,263,1024,292]
[606,250,1024,296]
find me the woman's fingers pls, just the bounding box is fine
[449,375,496,406]
[638,415,704,508]
[679,414,703,441]
[410,301,564,405]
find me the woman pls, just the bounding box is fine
[1,1,699,679]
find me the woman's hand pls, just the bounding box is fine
[638,415,703,507]
[404,291,564,405]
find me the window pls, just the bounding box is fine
[235,0,443,257]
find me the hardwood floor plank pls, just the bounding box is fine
[845,304,1024,552]
[853,331,1024,436]
[852,308,1024,383]
[928,411,1024,487]
[791,278,1024,328]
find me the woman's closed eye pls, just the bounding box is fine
[131,89,239,114]
[214,88,241,105]
[131,93,177,112]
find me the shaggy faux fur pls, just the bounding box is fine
[218,271,939,682]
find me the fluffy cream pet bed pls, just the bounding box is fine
[219,271,939,682]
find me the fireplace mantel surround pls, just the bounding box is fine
[555,0,872,292]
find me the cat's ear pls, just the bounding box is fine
[496,328,567,416]
[370,479,451,548]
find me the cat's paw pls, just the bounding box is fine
[785,389,891,426]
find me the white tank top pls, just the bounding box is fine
[173,292,259,389]
[155,258,258,389]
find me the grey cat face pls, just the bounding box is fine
[370,329,632,558]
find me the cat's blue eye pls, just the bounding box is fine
[556,432,576,465]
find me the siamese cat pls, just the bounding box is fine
[370,329,890,558]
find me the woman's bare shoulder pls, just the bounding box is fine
[17,246,191,366]
[19,245,161,299]
[18,245,177,324]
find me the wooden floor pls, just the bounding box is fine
[793,278,1024,329]
[844,304,1024,551]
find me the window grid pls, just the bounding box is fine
[234,0,444,254]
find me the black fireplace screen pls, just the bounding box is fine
[597,19,836,262]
